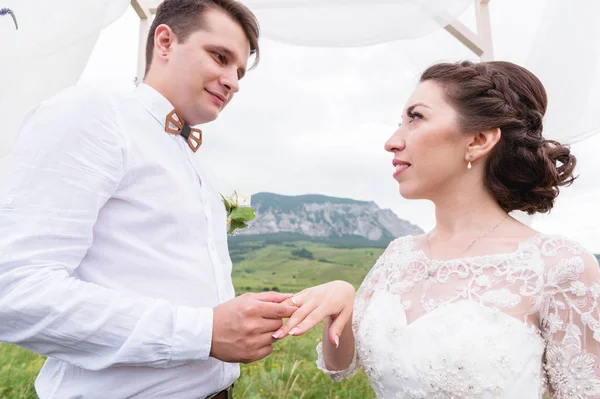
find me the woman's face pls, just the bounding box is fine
[384,80,473,201]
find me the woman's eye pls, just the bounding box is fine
[407,111,423,123]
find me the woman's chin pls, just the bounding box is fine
[398,185,423,200]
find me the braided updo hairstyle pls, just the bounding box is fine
[421,61,576,214]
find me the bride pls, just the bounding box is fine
[272,60,600,398]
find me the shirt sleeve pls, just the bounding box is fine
[0,86,214,370]
[538,237,600,398]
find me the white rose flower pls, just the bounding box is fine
[236,191,252,207]
[227,191,251,207]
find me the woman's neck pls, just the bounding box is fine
[431,186,508,240]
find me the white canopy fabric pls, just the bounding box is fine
[246,0,600,145]
[524,0,600,144]
[0,0,129,170]
[1,0,599,172]
[243,0,474,47]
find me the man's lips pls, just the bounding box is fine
[206,89,227,105]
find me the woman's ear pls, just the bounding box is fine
[466,128,501,161]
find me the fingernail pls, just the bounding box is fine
[334,335,339,348]
[289,327,299,336]
[272,329,283,339]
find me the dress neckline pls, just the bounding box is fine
[406,232,544,264]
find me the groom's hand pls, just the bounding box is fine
[209,292,297,363]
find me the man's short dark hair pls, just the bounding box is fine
[145,0,260,76]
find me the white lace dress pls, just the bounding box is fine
[316,234,600,398]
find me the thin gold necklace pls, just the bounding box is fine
[425,215,509,259]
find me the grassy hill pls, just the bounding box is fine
[229,239,383,294]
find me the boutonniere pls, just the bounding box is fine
[221,191,255,235]
[0,8,18,30]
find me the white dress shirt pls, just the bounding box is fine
[0,84,239,398]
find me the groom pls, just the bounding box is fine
[0,1,297,398]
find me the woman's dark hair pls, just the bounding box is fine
[421,60,577,214]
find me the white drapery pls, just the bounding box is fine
[1,0,598,168]
[524,0,600,144]
[0,0,130,170]
[243,0,473,47]
[246,0,600,145]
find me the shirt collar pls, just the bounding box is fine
[135,83,175,129]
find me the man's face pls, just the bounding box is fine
[157,8,251,126]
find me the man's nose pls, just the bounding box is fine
[220,69,240,94]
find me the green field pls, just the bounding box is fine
[230,240,381,294]
[0,327,374,399]
[0,241,381,399]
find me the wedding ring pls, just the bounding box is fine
[290,297,298,306]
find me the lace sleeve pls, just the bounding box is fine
[315,341,359,381]
[353,237,407,330]
[539,237,600,398]
[314,236,406,381]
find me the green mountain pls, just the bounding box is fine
[230,192,423,248]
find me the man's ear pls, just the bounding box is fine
[153,24,176,63]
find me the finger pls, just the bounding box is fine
[329,309,352,348]
[282,296,301,308]
[259,331,279,347]
[259,301,298,319]
[272,301,318,339]
[287,309,328,337]
[254,291,293,303]
[258,318,283,334]
[283,289,312,308]
[251,344,274,363]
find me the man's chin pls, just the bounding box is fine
[190,109,220,126]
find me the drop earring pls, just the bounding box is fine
[467,154,473,169]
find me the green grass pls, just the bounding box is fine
[0,328,373,399]
[233,326,374,398]
[0,344,44,399]
[231,241,381,294]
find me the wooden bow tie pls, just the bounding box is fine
[165,110,203,152]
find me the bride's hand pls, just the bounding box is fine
[272,280,355,347]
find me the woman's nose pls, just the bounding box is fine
[384,129,406,153]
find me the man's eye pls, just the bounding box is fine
[215,53,227,64]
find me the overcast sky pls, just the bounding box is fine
[78,0,600,252]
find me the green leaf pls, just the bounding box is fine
[220,194,232,214]
[228,219,247,235]
[230,206,255,222]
